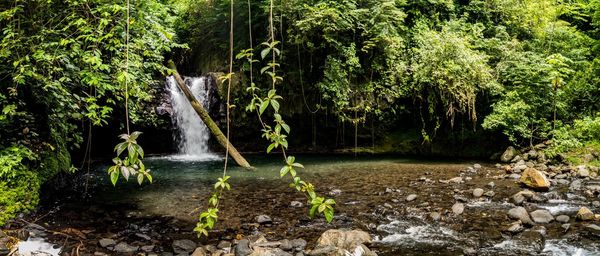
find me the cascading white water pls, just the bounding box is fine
[167,76,219,161]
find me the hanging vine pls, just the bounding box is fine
[194,0,336,238]
[107,0,152,186]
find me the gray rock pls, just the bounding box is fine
[506,222,524,234]
[570,180,583,191]
[508,207,533,225]
[509,174,521,179]
[290,238,307,251]
[429,212,441,221]
[235,239,252,256]
[217,240,232,249]
[512,193,526,205]
[562,224,571,232]
[141,245,155,252]
[487,182,496,189]
[593,201,600,208]
[172,239,197,254]
[530,210,554,223]
[472,188,484,198]
[448,177,463,183]
[406,194,417,202]
[501,146,518,162]
[556,215,570,223]
[578,165,590,178]
[135,233,151,240]
[256,215,273,224]
[99,238,116,248]
[290,201,304,208]
[586,224,600,237]
[452,203,465,215]
[191,247,207,256]
[328,189,342,196]
[474,164,482,169]
[307,245,336,256]
[114,242,139,253]
[279,239,292,251]
[484,191,496,197]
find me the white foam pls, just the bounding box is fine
[543,239,600,256]
[17,238,61,256]
[148,153,221,162]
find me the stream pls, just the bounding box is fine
[7,155,600,255]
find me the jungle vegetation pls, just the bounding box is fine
[1,0,600,225]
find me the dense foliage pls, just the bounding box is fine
[0,0,180,224]
[2,0,600,226]
[176,0,600,151]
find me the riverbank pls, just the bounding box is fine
[2,154,600,255]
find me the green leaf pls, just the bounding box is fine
[137,173,144,185]
[261,48,270,59]
[324,208,334,223]
[110,171,119,186]
[280,166,290,177]
[259,100,269,114]
[267,143,276,153]
[270,100,280,112]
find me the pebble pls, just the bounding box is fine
[290,201,304,208]
[472,188,484,198]
[474,164,482,169]
[256,215,273,224]
[114,242,138,253]
[487,182,495,188]
[484,191,495,197]
[429,212,441,221]
[406,194,417,202]
[98,238,116,248]
[508,207,533,225]
[452,203,465,215]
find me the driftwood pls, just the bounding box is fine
[167,60,251,169]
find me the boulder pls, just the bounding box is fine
[576,207,595,221]
[172,239,197,254]
[501,146,518,162]
[530,210,554,224]
[313,229,376,256]
[508,207,533,225]
[520,168,550,191]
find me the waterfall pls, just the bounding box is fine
[167,76,219,161]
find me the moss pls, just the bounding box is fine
[0,171,40,225]
[562,141,600,167]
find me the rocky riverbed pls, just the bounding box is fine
[2,152,600,255]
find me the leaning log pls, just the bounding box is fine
[167,60,251,169]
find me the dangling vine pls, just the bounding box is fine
[194,0,335,238]
[107,0,152,186]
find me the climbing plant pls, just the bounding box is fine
[193,0,335,238]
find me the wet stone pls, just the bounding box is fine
[141,245,155,252]
[508,207,533,225]
[585,224,600,237]
[256,215,273,224]
[114,242,139,253]
[406,194,417,202]
[472,188,484,198]
[429,212,441,221]
[98,238,116,248]
[530,210,554,224]
[484,191,495,197]
[172,239,197,254]
[235,239,252,256]
[506,222,523,234]
[594,201,600,208]
[556,215,570,223]
[279,239,292,251]
[290,238,307,251]
[452,203,465,215]
[217,240,232,249]
[577,207,595,221]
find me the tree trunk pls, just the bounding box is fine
[167,60,252,169]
